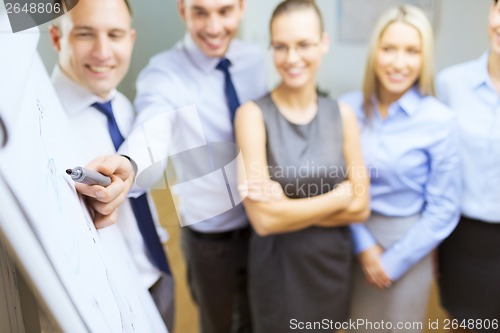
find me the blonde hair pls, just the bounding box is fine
[362,5,435,119]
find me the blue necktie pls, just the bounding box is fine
[216,58,241,124]
[92,101,172,275]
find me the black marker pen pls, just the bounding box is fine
[66,167,111,187]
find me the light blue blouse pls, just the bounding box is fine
[340,87,461,280]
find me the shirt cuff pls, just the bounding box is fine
[119,154,137,174]
[349,224,377,254]
[380,246,409,281]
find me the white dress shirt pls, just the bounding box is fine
[52,66,166,288]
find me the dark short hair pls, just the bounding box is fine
[270,0,324,33]
[53,0,133,16]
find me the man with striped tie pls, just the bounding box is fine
[48,0,174,330]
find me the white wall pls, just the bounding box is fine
[242,0,490,97]
[37,0,491,100]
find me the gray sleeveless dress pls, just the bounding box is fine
[248,94,352,333]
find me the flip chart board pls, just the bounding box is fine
[0,10,167,333]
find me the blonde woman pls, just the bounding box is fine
[340,5,461,329]
[236,1,369,332]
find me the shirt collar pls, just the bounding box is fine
[469,51,491,89]
[374,86,421,119]
[51,65,117,116]
[395,86,422,117]
[182,33,236,73]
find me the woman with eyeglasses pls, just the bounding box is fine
[339,6,461,330]
[437,1,500,330]
[235,1,369,332]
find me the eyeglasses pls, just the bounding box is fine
[270,40,321,57]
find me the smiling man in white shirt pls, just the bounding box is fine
[48,0,174,330]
